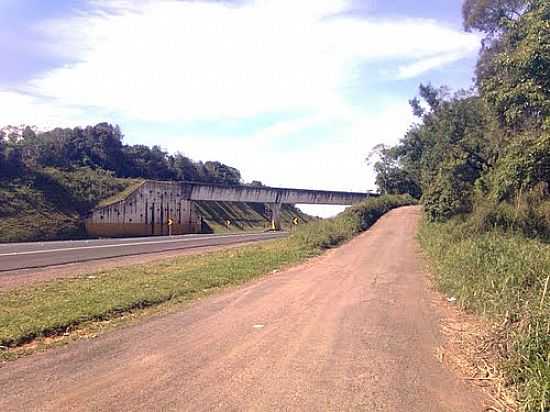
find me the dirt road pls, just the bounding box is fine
[0,206,486,411]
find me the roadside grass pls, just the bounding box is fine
[418,221,550,412]
[0,240,310,348]
[0,194,415,355]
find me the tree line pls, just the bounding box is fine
[370,0,549,238]
[0,123,242,185]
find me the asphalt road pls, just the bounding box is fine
[0,232,287,272]
[0,207,487,411]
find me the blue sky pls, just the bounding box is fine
[0,0,481,215]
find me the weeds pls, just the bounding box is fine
[419,221,550,411]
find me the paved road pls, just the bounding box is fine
[0,232,287,272]
[0,207,487,411]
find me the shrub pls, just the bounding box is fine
[468,188,550,241]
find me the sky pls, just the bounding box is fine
[0,0,481,216]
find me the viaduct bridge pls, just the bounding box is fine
[85,180,377,237]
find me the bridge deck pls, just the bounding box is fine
[185,181,375,205]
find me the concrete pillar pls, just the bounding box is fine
[268,203,282,231]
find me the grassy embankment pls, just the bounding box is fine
[0,195,414,354]
[419,221,549,412]
[194,201,312,233]
[0,167,141,242]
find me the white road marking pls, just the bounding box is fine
[0,231,260,248]
[0,233,285,257]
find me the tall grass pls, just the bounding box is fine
[419,221,550,412]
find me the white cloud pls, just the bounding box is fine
[397,51,470,79]
[4,0,480,124]
[0,91,98,129]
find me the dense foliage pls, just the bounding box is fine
[0,123,242,184]
[371,0,549,239]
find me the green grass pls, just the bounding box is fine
[418,221,550,412]
[0,195,414,351]
[97,179,145,207]
[0,167,136,242]
[194,201,313,233]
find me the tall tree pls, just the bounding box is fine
[369,0,549,232]
[475,0,549,132]
[367,144,421,198]
[463,0,527,37]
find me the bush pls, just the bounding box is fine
[422,168,474,222]
[468,187,550,241]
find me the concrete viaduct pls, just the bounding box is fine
[85,180,377,237]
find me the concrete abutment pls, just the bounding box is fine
[85,180,377,238]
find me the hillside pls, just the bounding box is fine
[0,168,140,242]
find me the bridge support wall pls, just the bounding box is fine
[85,181,202,237]
[268,203,282,231]
[85,180,376,238]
